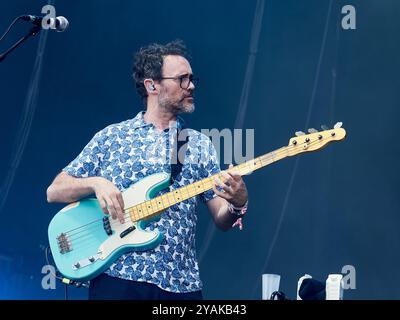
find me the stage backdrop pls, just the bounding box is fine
[1,0,399,299]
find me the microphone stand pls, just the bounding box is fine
[0,25,41,63]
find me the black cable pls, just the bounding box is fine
[45,246,63,282]
[64,283,68,300]
[0,15,24,43]
[44,245,90,299]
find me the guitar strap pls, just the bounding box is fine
[169,125,188,184]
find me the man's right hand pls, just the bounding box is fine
[92,177,125,223]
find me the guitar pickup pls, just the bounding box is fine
[72,254,100,270]
[120,226,136,238]
[102,216,113,236]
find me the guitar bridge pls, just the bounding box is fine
[72,253,101,270]
[57,233,72,254]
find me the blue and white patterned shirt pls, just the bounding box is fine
[63,111,220,293]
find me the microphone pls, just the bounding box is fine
[21,15,69,32]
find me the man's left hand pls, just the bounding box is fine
[213,164,248,208]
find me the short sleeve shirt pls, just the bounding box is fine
[63,111,220,293]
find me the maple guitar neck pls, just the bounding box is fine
[124,125,347,222]
[124,146,288,222]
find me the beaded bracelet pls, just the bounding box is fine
[228,200,248,230]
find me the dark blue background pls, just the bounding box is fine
[0,0,399,299]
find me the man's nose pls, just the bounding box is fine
[188,80,195,91]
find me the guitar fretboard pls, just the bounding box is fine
[125,146,289,222]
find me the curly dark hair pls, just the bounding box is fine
[132,39,191,106]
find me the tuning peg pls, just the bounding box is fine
[334,122,343,129]
[295,131,305,137]
[321,124,329,131]
[307,128,318,134]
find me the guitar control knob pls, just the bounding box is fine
[74,262,81,269]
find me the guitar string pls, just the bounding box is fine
[63,144,291,240]
[97,143,300,226]
[62,137,329,245]
[59,136,336,245]
[65,141,339,252]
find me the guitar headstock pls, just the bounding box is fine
[286,122,346,156]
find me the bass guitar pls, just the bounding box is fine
[48,123,346,281]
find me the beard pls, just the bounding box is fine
[158,91,195,115]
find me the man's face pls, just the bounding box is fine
[157,55,195,115]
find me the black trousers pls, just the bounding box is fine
[89,273,203,300]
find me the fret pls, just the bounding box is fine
[132,205,138,220]
[132,202,146,220]
[268,151,277,163]
[168,192,177,206]
[187,184,194,195]
[249,158,261,171]
[138,202,147,219]
[275,150,283,160]
[132,207,139,221]
[236,163,247,176]
[173,189,182,203]
[200,178,208,194]
[194,182,201,193]
[260,147,288,166]
[180,188,188,200]
[260,153,274,166]
[154,196,165,211]
[275,147,288,161]
[270,151,276,162]
[183,185,191,198]
[241,161,254,175]
[262,155,273,165]
[147,199,154,213]
[149,199,158,213]
[160,194,170,208]
[172,191,179,205]
[157,194,169,209]
[127,207,133,221]
[180,185,191,200]
[125,145,296,221]
[186,186,194,199]
[259,154,270,166]
[133,207,140,221]
[144,200,153,215]
[134,205,140,219]
[191,181,198,194]
[196,182,204,195]
[154,198,161,211]
[181,187,189,200]
[191,183,199,197]
[282,146,290,159]
[205,177,214,190]
[189,182,199,197]
[247,161,253,174]
[127,208,133,221]
[161,193,169,207]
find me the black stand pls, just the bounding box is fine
[0,25,41,63]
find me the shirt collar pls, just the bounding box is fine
[130,110,186,131]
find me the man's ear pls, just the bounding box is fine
[144,79,156,93]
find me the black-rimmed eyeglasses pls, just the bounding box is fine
[159,74,199,89]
